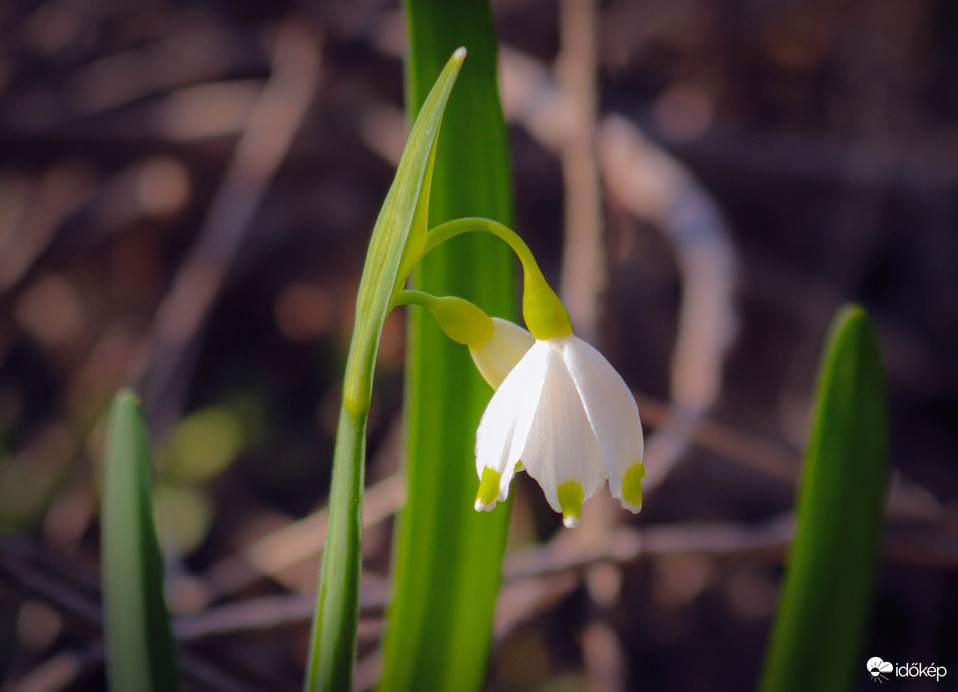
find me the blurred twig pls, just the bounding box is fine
[4,516,955,665]
[556,0,605,341]
[598,116,738,492]
[133,20,322,432]
[0,166,95,292]
[493,571,579,640]
[0,538,294,691]
[201,417,404,599]
[203,471,405,598]
[5,645,103,692]
[635,391,943,524]
[504,515,794,582]
[0,539,102,632]
[1,26,268,134]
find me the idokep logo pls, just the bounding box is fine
[867,658,893,683]
[867,656,948,684]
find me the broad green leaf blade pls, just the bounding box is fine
[381,2,515,690]
[760,305,888,692]
[102,388,180,692]
[304,50,465,692]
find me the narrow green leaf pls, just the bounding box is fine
[102,388,180,692]
[760,305,888,692]
[381,2,515,690]
[304,50,466,692]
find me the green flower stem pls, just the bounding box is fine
[424,217,571,338]
[423,217,537,274]
[391,289,494,347]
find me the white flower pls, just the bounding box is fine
[473,333,645,527]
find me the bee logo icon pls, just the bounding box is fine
[867,657,893,683]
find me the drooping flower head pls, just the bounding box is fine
[472,327,645,527]
[467,258,645,528]
[396,217,645,528]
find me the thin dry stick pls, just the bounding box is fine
[598,115,739,492]
[175,593,313,641]
[556,0,605,342]
[633,392,798,484]
[354,652,384,692]
[7,645,260,692]
[582,621,627,692]
[2,25,264,131]
[5,645,104,692]
[0,539,295,690]
[504,515,795,583]
[493,571,580,641]
[0,540,103,630]
[634,392,944,523]
[6,521,955,650]
[133,21,321,431]
[173,583,391,643]
[203,472,405,598]
[0,166,94,291]
[201,417,404,599]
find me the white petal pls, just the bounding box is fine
[474,340,550,509]
[561,337,644,510]
[469,318,535,389]
[520,342,606,518]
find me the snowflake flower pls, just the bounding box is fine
[473,331,645,528]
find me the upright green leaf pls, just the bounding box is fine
[304,51,466,692]
[760,305,888,692]
[381,2,515,690]
[102,389,180,692]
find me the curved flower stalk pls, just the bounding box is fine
[395,218,645,528]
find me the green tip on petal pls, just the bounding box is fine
[557,480,584,528]
[475,467,501,512]
[621,462,646,512]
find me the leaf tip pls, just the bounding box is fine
[831,303,879,350]
[453,46,467,63]
[836,302,867,326]
[115,387,141,406]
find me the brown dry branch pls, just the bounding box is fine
[597,115,738,492]
[5,645,103,692]
[556,0,605,342]
[200,417,404,600]
[133,20,322,433]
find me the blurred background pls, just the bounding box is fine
[1,0,956,690]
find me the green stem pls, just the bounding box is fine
[391,289,444,312]
[425,218,571,339]
[305,404,366,691]
[392,289,494,347]
[424,217,539,275]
